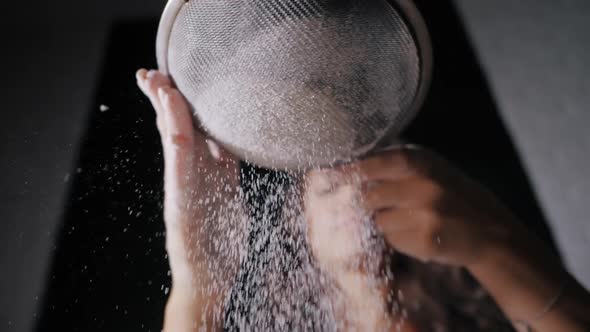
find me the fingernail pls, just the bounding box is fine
[158,87,169,104]
[136,68,148,81]
[206,139,222,161]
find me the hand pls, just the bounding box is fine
[340,145,519,267]
[307,145,590,331]
[303,146,519,331]
[137,69,247,329]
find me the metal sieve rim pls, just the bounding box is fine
[155,0,433,165]
[378,0,432,147]
[156,0,186,75]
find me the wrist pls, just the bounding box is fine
[467,226,566,323]
[467,212,534,273]
[165,286,223,332]
[467,224,516,273]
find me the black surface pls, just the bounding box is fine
[37,1,555,330]
[36,20,169,331]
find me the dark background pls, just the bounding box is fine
[1,0,589,331]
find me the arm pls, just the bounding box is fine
[164,285,218,332]
[470,227,590,332]
[137,69,246,331]
[337,145,590,331]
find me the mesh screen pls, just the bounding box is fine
[167,0,421,169]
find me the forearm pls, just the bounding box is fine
[328,270,420,332]
[164,282,223,332]
[164,288,203,332]
[468,229,590,331]
[164,242,227,332]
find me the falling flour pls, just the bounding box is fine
[184,165,515,331]
[182,164,409,331]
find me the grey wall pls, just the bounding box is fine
[0,1,165,331]
[453,0,590,288]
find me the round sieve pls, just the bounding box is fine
[156,0,432,170]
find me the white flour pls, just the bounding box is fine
[170,11,420,169]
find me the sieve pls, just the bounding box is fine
[156,0,432,170]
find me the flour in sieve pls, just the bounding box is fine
[170,11,419,169]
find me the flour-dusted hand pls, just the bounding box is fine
[137,69,248,331]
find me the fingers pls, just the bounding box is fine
[374,209,420,234]
[137,69,172,136]
[374,208,442,262]
[137,69,197,190]
[160,86,196,149]
[137,69,172,100]
[137,68,237,164]
[136,68,203,150]
[361,179,442,211]
[306,146,489,266]
[137,69,172,114]
[335,147,430,184]
[361,182,409,211]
